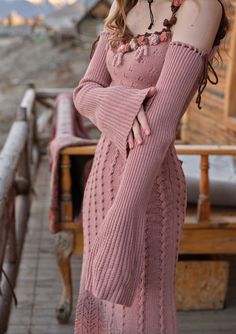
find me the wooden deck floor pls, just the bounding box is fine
[6,156,236,334]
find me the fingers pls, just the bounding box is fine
[128,105,152,150]
[132,118,143,145]
[137,106,151,136]
[128,90,155,150]
[146,86,157,98]
[128,131,134,150]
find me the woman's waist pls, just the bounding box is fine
[167,143,184,166]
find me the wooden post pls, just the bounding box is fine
[181,112,189,144]
[224,16,236,131]
[60,154,73,223]
[16,106,27,122]
[197,154,210,222]
[18,86,39,183]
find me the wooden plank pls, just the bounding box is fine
[180,229,236,254]
[73,231,84,256]
[60,213,236,229]
[0,122,28,196]
[61,145,97,155]
[0,195,30,334]
[176,261,229,310]
[175,145,236,155]
[185,217,236,227]
[20,88,36,120]
[0,122,28,251]
[61,144,236,156]
[60,222,82,231]
[61,221,236,254]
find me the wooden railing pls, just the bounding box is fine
[176,145,236,222]
[61,144,236,226]
[0,87,40,334]
[33,88,236,229]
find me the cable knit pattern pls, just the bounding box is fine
[73,8,219,334]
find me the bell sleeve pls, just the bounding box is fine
[72,28,152,159]
[84,40,218,306]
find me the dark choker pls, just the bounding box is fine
[147,0,154,29]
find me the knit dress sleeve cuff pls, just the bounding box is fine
[96,85,151,159]
[73,83,151,159]
[72,28,152,160]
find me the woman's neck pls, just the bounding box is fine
[127,0,172,35]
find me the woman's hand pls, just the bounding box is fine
[128,86,157,149]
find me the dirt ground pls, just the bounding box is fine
[0,33,93,149]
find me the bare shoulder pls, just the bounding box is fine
[172,0,223,53]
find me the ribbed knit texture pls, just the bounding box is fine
[73,31,152,160]
[73,27,217,333]
[84,38,206,305]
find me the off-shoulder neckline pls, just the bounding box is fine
[102,31,210,58]
[102,0,183,41]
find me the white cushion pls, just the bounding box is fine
[178,155,236,207]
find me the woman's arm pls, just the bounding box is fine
[85,0,223,306]
[73,29,153,159]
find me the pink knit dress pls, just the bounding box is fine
[73,1,220,333]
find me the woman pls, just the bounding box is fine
[73,0,229,333]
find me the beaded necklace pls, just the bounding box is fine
[110,0,183,67]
